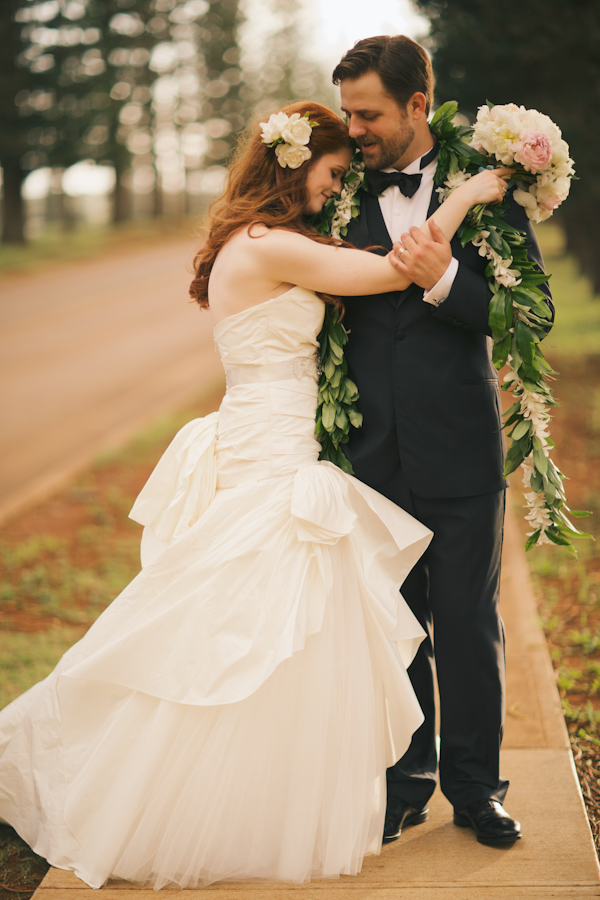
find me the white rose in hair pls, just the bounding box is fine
[275,142,311,169]
[281,113,313,147]
[260,111,289,145]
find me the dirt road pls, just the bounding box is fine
[0,238,223,522]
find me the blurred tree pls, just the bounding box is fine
[145,0,243,214]
[0,0,160,239]
[239,0,333,119]
[0,0,249,238]
[197,0,243,162]
[79,0,157,222]
[414,0,600,291]
[0,0,43,242]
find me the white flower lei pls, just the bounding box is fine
[329,158,365,239]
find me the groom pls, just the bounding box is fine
[332,35,553,845]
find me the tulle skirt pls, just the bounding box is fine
[0,416,430,889]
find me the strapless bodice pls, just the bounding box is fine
[213,287,325,489]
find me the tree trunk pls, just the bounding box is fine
[152,166,163,218]
[1,158,26,244]
[112,164,131,224]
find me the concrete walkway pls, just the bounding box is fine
[32,500,600,899]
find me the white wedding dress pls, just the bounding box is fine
[0,287,431,889]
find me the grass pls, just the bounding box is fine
[0,628,86,710]
[536,219,600,355]
[0,827,49,900]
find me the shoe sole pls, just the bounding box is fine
[453,812,521,844]
[382,808,429,843]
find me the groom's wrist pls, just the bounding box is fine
[422,258,459,307]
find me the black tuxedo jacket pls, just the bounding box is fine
[343,179,554,499]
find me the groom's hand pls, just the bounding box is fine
[390,221,452,290]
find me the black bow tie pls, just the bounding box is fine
[366,169,423,198]
[366,141,438,198]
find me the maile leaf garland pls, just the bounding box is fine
[431,100,590,554]
[314,307,362,474]
[310,153,367,474]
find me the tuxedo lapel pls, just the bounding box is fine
[427,168,442,218]
[345,198,370,249]
[346,191,393,252]
[362,193,398,308]
[364,192,393,251]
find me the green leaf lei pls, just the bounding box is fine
[310,155,367,474]
[309,101,590,553]
[430,101,590,554]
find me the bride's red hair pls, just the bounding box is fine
[189,101,352,309]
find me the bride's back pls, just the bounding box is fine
[208,226,294,326]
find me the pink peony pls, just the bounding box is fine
[513,131,553,171]
[538,195,561,212]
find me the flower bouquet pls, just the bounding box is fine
[471,103,575,223]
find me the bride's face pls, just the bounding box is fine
[303,149,352,215]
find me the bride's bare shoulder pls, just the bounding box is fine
[218,225,305,266]
[236,223,296,244]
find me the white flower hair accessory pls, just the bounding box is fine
[260,111,318,169]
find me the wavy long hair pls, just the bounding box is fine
[189,101,352,309]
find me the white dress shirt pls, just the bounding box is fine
[377,147,458,306]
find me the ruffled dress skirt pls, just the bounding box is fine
[0,288,431,889]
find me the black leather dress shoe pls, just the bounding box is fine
[382,800,429,843]
[453,799,521,844]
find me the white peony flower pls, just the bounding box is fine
[275,142,311,169]
[513,186,538,212]
[471,104,524,163]
[513,184,551,222]
[281,113,313,147]
[260,111,289,145]
[551,139,574,172]
[536,175,571,211]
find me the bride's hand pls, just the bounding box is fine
[454,167,514,207]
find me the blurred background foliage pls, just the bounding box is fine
[0,0,598,296]
[0,0,329,244]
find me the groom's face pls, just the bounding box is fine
[339,71,415,171]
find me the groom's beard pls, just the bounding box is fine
[356,125,415,170]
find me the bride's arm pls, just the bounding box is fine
[250,168,512,297]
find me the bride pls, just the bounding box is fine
[0,101,510,890]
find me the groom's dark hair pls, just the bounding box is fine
[332,35,434,116]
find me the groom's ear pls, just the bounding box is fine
[406,92,428,122]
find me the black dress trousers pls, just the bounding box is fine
[376,463,508,810]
